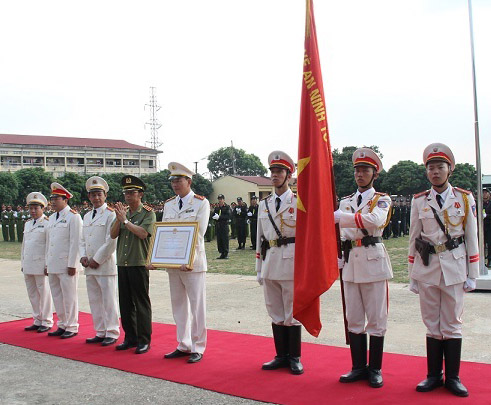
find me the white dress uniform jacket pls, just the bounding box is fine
[163,191,210,354]
[408,186,479,286]
[21,215,53,327]
[255,189,296,281]
[338,189,393,283]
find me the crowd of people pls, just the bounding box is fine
[3,142,486,398]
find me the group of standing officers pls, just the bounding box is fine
[18,143,479,397]
[1,204,30,242]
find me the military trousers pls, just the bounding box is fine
[263,279,301,326]
[250,220,257,248]
[24,274,53,327]
[86,275,120,339]
[49,273,79,333]
[236,220,247,245]
[117,266,152,345]
[216,224,229,256]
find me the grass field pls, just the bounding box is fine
[1,236,411,283]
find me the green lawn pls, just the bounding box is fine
[0,236,410,283]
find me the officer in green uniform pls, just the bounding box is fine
[6,205,16,242]
[1,204,9,241]
[16,205,29,243]
[110,175,156,354]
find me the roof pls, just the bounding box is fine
[0,134,156,151]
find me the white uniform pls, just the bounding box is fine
[337,188,393,336]
[255,189,299,326]
[408,186,479,339]
[163,191,210,354]
[21,215,53,327]
[80,203,119,339]
[46,205,83,333]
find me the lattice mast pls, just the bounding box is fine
[145,87,163,163]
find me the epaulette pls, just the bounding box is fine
[194,194,205,200]
[413,190,430,199]
[261,194,272,201]
[375,191,388,196]
[143,204,152,212]
[106,207,114,212]
[26,218,33,222]
[165,196,177,203]
[454,187,471,195]
[70,209,79,214]
[44,215,49,220]
[341,193,355,200]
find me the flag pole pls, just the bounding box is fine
[467,0,487,276]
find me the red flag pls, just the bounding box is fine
[293,0,339,337]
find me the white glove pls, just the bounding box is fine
[236,208,241,214]
[246,219,251,224]
[409,279,419,294]
[483,211,487,219]
[247,212,252,217]
[256,273,263,285]
[464,277,476,292]
[212,213,219,220]
[334,210,341,224]
[337,257,344,269]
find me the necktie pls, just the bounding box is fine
[33,220,36,226]
[56,212,59,220]
[436,194,443,209]
[275,197,281,212]
[92,209,97,219]
[357,194,362,207]
[178,199,183,210]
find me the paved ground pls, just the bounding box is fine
[1,258,490,404]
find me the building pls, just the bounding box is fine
[209,175,297,205]
[483,174,491,189]
[0,134,161,176]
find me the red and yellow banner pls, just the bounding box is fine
[293,0,339,337]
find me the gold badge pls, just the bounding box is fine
[92,180,97,184]
[126,178,131,184]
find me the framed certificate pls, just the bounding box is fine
[147,222,199,269]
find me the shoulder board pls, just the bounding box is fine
[261,194,272,201]
[26,218,33,222]
[413,190,430,199]
[194,194,205,200]
[454,187,471,195]
[165,196,177,203]
[70,209,79,214]
[292,193,297,198]
[106,207,114,212]
[44,215,49,220]
[374,191,388,196]
[341,193,355,200]
[143,204,152,212]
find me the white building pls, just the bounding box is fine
[0,134,161,176]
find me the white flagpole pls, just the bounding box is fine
[467,0,487,276]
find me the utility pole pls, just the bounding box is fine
[230,140,236,175]
[145,87,163,168]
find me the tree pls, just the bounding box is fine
[381,160,429,196]
[192,174,213,198]
[0,172,19,205]
[13,168,54,206]
[207,147,267,179]
[451,163,477,192]
[57,172,86,205]
[141,170,174,203]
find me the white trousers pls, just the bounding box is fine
[24,274,53,327]
[48,273,79,333]
[417,278,464,339]
[344,280,388,336]
[263,279,301,326]
[86,275,120,339]
[167,271,207,354]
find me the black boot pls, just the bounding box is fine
[368,335,384,388]
[416,337,444,392]
[339,333,368,382]
[288,325,304,375]
[443,338,468,397]
[262,324,289,370]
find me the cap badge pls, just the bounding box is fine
[126,178,131,183]
[360,152,365,158]
[274,154,280,160]
[433,147,438,152]
[92,180,97,184]
[171,165,176,170]
[34,195,37,198]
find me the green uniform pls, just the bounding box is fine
[6,210,16,242]
[16,210,29,242]
[1,210,9,241]
[116,203,156,345]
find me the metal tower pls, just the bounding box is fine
[145,87,163,154]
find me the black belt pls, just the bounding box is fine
[428,236,464,254]
[265,237,295,248]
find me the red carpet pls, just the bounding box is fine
[1,313,490,404]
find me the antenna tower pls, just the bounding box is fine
[145,86,163,153]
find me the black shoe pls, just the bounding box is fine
[37,326,51,333]
[340,332,368,383]
[86,336,105,344]
[24,324,40,331]
[368,368,383,388]
[60,331,77,339]
[445,377,469,397]
[250,246,255,250]
[262,356,289,370]
[188,353,203,363]
[48,328,66,337]
[289,357,304,375]
[116,341,138,351]
[340,367,369,382]
[164,349,190,359]
[443,338,468,397]
[101,337,117,346]
[135,343,150,354]
[416,374,444,392]
[416,337,444,392]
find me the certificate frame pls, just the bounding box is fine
[147,222,199,269]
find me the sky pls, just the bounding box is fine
[1,0,490,179]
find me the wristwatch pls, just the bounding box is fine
[123,219,129,225]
